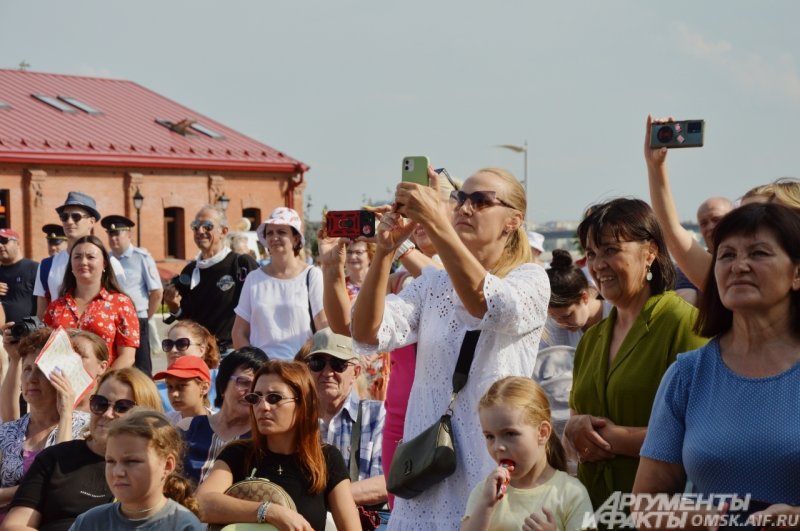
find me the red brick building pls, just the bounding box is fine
[0,69,309,274]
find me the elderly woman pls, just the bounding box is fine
[563,198,707,509]
[197,360,361,530]
[232,207,327,360]
[0,328,90,522]
[352,167,550,529]
[634,203,800,524]
[44,235,139,368]
[2,368,162,531]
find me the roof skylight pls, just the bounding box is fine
[58,96,102,115]
[31,94,77,113]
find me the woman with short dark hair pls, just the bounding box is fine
[564,198,707,509]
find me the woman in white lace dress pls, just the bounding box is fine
[352,167,550,530]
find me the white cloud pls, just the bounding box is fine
[674,22,800,106]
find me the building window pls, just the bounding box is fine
[243,208,261,230]
[0,190,8,229]
[164,207,185,259]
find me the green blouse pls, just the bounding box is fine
[569,291,707,509]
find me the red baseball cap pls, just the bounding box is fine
[153,355,211,383]
[0,229,20,241]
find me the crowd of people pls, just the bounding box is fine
[0,114,798,530]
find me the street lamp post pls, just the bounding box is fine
[496,141,529,225]
[133,188,144,246]
[217,193,230,212]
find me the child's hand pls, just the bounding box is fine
[480,464,513,508]
[523,507,556,531]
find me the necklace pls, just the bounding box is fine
[121,498,167,520]
[277,464,283,476]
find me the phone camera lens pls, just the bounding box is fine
[656,125,674,144]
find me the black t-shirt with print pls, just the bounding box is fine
[175,253,258,347]
[217,443,349,531]
[0,258,39,323]
[11,439,113,531]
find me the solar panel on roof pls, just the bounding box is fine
[0,100,10,110]
[32,94,77,113]
[58,96,102,115]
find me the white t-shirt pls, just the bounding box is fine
[33,250,126,300]
[234,266,323,360]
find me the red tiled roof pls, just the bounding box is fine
[0,69,308,173]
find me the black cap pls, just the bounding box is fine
[41,224,67,241]
[100,215,135,231]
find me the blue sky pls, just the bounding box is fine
[2,1,797,226]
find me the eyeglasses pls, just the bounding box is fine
[190,220,216,233]
[346,250,367,256]
[243,392,298,407]
[229,375,254,390]
[162,338,198,352]
[59,212,90,223]
[0,237,15,245]
[450,190,514,211]
[89,394,137,415]
[305,355,354,373]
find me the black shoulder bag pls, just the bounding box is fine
[386,329,481,499]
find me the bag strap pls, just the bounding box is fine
[349,400,363,483]
[305,267,316,334]
[451,330,481,396]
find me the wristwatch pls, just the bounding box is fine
[393,240,416,261]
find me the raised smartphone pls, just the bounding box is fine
[326,210,376,238]
[402,156,430,185]
[650,120,705,149]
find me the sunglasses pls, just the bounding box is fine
[89,394,137,415]
[190,220,216,233]
[59,212,90,223]
[162,338,197,352]
[305,355,354,373]
[449,190,514,211]
[0,237,15,245]
[229,375,254,390]
[243,392,298,406]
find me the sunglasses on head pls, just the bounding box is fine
[190,220,216,233]
[243,392,297,406]
[305,355,354,373]
[162,338,196,352]
[89,394,137,415]
[449,190,514,211]
[0,237,15,245]
[59,212,90,223]
[229,375,254,390]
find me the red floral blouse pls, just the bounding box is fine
[44,288,140,366]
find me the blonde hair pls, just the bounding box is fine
[108,408,199,516]
[96,368,164,412]
[742,177,800,208]
[473,168,532,277]
[478,376,566,471]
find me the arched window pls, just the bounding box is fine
[242,207,261,231]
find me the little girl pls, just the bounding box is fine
[153,355,213,423]
[461,377,593,531]
[69,408,203,530]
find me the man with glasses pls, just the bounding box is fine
[33,192,126,319]
[101,215,163,376]
[301,328,387,507]
[163,205,258,352]
[0,229,38,328]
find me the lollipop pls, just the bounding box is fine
[496,459,516,499]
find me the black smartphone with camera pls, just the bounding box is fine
[650,119,705,148]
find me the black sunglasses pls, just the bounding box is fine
[162,338,196,352]
[190,220,215,232]
[243,392,298,406]
[89,394,137,415]
[0,237,14,245]
[450,190,514,211]
[59,212,90,223]
[305,355,354,373]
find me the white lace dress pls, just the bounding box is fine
[353,263,550,531]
